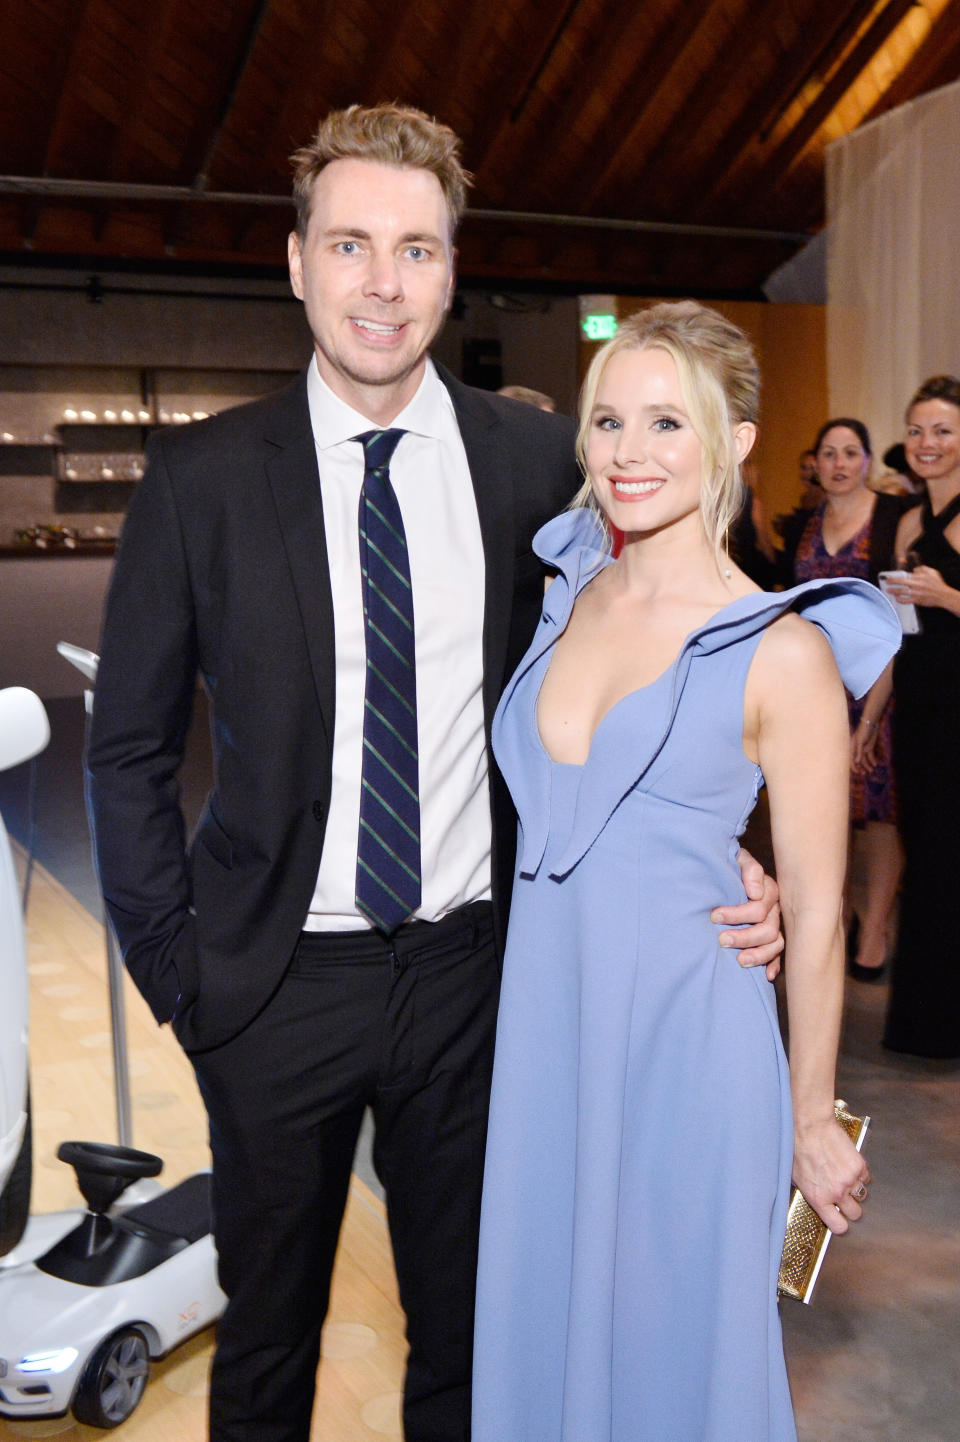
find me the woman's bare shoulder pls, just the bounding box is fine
[750,611,840,694]
[743,611,845,760]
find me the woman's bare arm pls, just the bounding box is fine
[747,615,870,1231]
[851,659,893,774]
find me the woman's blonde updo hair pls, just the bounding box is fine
[572,300,760,557]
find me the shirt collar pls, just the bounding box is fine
[306,354,452,452]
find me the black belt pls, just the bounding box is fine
[295,900,494,967]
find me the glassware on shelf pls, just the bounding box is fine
[59,452,145,482]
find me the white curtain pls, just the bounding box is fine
[826,77,960,456]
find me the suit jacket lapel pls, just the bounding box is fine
[261,363,518,749]
[263,373,336,746]
[437,364,516,731]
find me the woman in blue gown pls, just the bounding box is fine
[472,302,900,1442]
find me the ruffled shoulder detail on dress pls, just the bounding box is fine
[533,508,614,626]
[494,517,902,881]
[688,576,901,700]
[530,510,900,694]
[533,505,611,570]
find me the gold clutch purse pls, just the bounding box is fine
[777,1099,870,1304]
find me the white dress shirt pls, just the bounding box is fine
[302,357,492,931]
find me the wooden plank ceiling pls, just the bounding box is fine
[0,0,958,295]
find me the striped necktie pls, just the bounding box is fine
[354,428,421,934]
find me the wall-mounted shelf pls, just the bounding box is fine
[0,364,298,538]
[0,422,150,508]
[54,423,150,492]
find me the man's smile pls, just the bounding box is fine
[351,317,403,335]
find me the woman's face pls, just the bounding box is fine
[905,399,960,487]
[815,426,870,496]
[585,347,704,537]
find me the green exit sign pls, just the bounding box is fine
[581,313,618,341]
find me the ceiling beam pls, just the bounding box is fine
[650,0,879,220]
[0,177,290,205]
[163,0,274,252]
[190,0,274,192]
[477,0,679,207]
[506,0,584,123]
[862,0,960,121]
[443,0,590,170]
[7,0,98,253]
[464,207,808,244]
[36,0,98,177]
[577,4,734,215]
[627,0,833,220]
[731,0,919,217]
[240,0,401,202]
[754,0,887,141]
[0,174,808,243]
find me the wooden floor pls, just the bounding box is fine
[8,830,959,1442]
[1,848,406,1441]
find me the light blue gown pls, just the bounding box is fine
[473,509,899,1442]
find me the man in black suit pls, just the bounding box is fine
[87,104,782,1442]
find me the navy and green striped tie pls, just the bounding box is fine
[354,428,421,934]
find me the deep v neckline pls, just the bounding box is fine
[535,660,674,767]
[819,498,874,558]
[534,590,756,767]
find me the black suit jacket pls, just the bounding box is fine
[86,364,579,1052]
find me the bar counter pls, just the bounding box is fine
[0,541,117,559]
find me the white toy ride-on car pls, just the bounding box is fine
[0,1139,225,1427]
[0,661,225,1428]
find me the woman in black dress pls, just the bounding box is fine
[793,419,910,980]
[882,376,960,1058]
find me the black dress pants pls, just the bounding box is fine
[191,902,499,1442]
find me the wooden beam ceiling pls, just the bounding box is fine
[0,0,956,293]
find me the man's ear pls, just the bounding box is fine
[444,247,458,315]
[288,231,304,300]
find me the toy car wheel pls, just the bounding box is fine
[73,1326,150,1428]
[0,1089,31,1256]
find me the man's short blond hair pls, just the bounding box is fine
[291,103,472,239]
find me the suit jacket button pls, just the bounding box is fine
[312,800,326,823]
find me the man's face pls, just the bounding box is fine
[288,159,456,420]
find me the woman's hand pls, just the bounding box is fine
[792,1117,870,1234]
[850,718,879,774]
[887,563,958,612]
